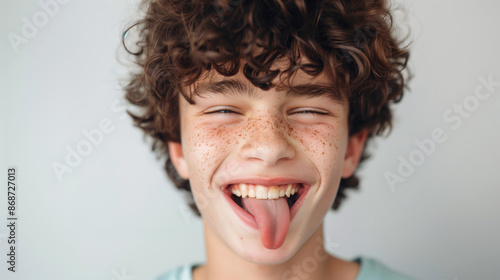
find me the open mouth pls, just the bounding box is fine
[223,183,309,223]
[221,182,310,249]
[230,183,302,210]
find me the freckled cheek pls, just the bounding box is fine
[291,128,342,170]
[184,125,241,180]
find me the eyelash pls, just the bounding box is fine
[293,110,328,115]
[205,109,329,117]
[206,108,237,114]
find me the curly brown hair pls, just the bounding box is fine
[123,0,410,215]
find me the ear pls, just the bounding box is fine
[168,141,189,180]
[341,130,368,178]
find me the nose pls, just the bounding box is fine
[239,114,296,166]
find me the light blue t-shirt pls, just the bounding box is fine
[155,256,416,280]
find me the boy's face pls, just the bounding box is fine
[168,68,367,264]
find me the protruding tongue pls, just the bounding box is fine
[241,197,290,249]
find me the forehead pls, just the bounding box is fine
[187,68,346,106]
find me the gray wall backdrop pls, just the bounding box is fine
[1,0,499,279]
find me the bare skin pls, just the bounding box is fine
[168,66,367,280]
[192,223,360,280]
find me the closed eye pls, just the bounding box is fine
[292,110,329,115]
[204,106,239,115]
[208,109,235,114]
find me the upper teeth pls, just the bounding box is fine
[230,183,299,199]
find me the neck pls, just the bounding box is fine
[194,221,359,280]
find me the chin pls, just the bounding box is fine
[225,222,314,265]
[235,240,298,265]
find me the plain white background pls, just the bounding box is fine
[1,0,499,279]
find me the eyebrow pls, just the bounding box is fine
[284,84,345,105]
[195,79,345,105]
[196,79,257,99]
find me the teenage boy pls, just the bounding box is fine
[124,0,414,279]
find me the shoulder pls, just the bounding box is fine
[354,256,417,280]
[154,264,196,280]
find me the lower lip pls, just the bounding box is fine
[222,185,311,230]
